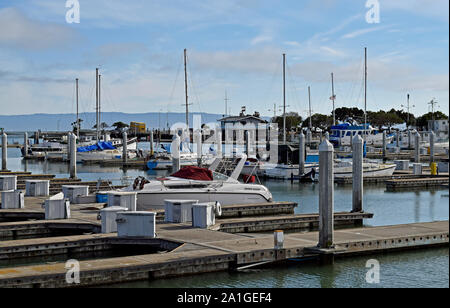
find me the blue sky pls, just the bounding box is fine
[0,0,448,120]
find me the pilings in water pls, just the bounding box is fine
[195,130,202,167]
[319,139,334,249]
[382,131,387,160]
[306,129,312,146]
[352,135,363,214]
[430,131,435,163]
[2,133,7,171]
[69,133,77,179]
[408,130,412,149]
[216,129,222,158]
[122,132,128,164]
[299,132,305,176]
[150,130,154,156]
[23,132,28,156]
[415,131,421,163]
[244,130,250,158]
[172,134,181,172]
[396,131,400,149]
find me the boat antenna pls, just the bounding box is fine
[364,47,368,140]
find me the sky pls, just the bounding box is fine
[0,0,448,121]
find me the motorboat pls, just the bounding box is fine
[311,160,396,180]
[329,123,394,147]
[121,154,273,210]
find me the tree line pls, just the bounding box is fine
[272,107,448,131]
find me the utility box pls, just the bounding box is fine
[100,206,128,234]
[62,185,89,203]
[1,190,24,209]
[192,203,216,229]
[116,211,156,238]
[413,163,423,175]
[107,192,137,211]
[394,160,409,171]
[164,199,198,223]
[438,162,449,173]
[25,180,50,197]
[44,193,71,220]
[0,176,17,191]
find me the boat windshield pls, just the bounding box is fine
[211,171,230,182]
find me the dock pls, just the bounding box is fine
[0,221,447,288]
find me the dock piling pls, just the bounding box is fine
[430,131,435,163]
[1,132,7,171]
[172,134,181,172]
[299,131,305,176]
[69,133,77,179]
[216,129,222,158]
[415,131,421,163]
[24,132,28,156]
[196,130,202,167]
[382,131,387,160]
[352,135,364,214]
[122,131,128,164]
[319,139,334,249]
[150,129,154,156]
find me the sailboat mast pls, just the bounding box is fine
[184,49,189,128]
[99,74,101,137]
[225,91,228,117]
[283,53,286,144]
[331,73,336,126]
[76,78,79,138]
[308,86,312,130]
[95,68,99,141]
[364,47,368,139]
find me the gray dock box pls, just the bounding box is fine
[62,185,89,203]
[44,193,71,220]
[116,211,156,238]
[0,176,17,191]
[107,192,137,212]
[164,199,198,223]
[100,206,129,234]
[1,190,24,209]
[25,180,50,197]
[192,203,216,229]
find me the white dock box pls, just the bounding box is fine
[164,199,198,223]
[394,160,409,171]
[192,203,216,229]
[44,193,71,220]
[438,162,449,173]
[413,163,423,175]
[62,185,89,203]
[100,206,128,234]
[25,180,50,197]
[0,176,17,191]
[1,190,24,209]
[107,192,137,211]
[116,211,156,238]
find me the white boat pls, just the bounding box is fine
[329,123,395,147]
[311,161,396,180]
[120,154,273,210]
[262,163,318,180]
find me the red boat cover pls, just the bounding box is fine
[171,166,214,181]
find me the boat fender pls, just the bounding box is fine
[133,177,140,190]
[214,202,222,217]
[139,178,149,190]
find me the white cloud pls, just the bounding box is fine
[341,26,389,39]
[251,35,273,45]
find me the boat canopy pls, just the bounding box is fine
[171,166,214,181]
[77,142,116,153]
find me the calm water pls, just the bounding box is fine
[4,146,450,288]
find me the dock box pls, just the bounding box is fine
[413,163,423,175]
[394,160,410,171]
[192,203,216,229]
[25,180,50,197]
[164,199,198,223]
[438,162,449,173]
[107,192,137,211]
[1,190,24,209]
[44,193,71,220]
[116,211,156,238]
[100,206,128,234]
[62,185,89,203]
[0,176,17,191]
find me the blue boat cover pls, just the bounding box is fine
[77,142,116,153]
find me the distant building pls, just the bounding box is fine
[428,119,449,133]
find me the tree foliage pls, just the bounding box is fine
[416,112,448,128]
[272,112,303,131]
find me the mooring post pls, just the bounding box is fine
[122,131,128,164]
[172,134,181,172]
[69,133,77,179]
[319,139,334,249]
[2,132,7,171]
[382,130,387,160]
[216,129,222,158]
[415,131,421,163]
[150,129,154,156]
[299,131,305,176]
[23,132,28,157]
[430,131,435,163]
[196,130,202,167]
[352,135,363,214]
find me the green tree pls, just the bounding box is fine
[112,122,130,130]
[273,112,303,131]
[416,112,448,128]
[367,110,403,129]
[334,107,365,122]
[303,114,333,131]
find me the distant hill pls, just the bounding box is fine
[0,112,247,132]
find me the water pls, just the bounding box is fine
[4,147,449,288]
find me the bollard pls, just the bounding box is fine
[69,133,77,179]
[24,132,28,157]
[430,131,435,163]
[2,133,7,171]
[122,131,128,163]
[382,131,387,160]
[274,230,284,250]
[299,132,305,176]
[352,135,364,213]
[196,130,202,167]
[319,139,334,249]
[415,131,421,163]
[430,162,438,176]
[150,129,154,156]
[172,134,181,172]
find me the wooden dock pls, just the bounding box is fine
[386,177,450,190]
